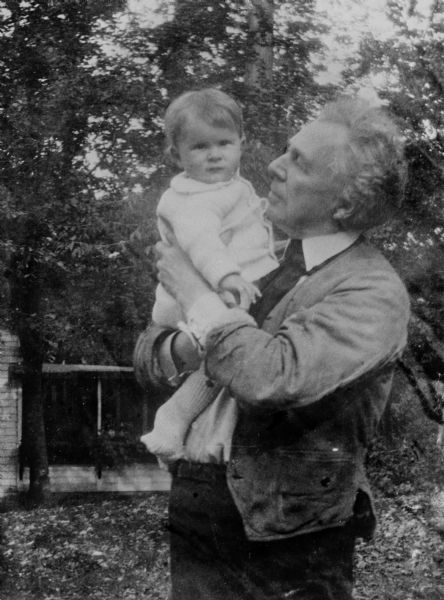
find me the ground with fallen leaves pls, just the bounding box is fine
[0,487,443,600]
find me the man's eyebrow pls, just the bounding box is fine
[283,139,295,153]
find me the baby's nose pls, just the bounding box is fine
[208,146,222,160]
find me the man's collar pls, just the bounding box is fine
[301,231,361,272]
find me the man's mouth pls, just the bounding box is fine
[268,190,280,203]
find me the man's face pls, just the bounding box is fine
[266,119,349,238]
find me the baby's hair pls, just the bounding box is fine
[164,88,244,153]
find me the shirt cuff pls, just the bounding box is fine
[183,291,255,350]
[158,332,193,387]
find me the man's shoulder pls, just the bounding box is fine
[325,238,409,300]
[288,238,409,305]
[344,238,403,276]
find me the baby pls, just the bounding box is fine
[141,88,279,462]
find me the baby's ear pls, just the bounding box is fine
[241,136,247,150]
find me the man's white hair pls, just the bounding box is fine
[320,95,407,231]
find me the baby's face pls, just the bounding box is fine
[174,117,242,184]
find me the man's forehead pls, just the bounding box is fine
[288,120,349,155]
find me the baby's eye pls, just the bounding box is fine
[219,139,232,146]
[192,143,207,150]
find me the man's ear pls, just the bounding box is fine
[241,136,246,151]
[332,198,355,222]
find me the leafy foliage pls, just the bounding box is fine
[338,2,444,447]
[0,0,337,500]
[1,0,443,510]
[354,493,444,600]
[344,0,444,339]
[0,0,160,366]
[367,371,444,496]
[0,0,334,365]
[0,0,149,500]
[95,429,150,469]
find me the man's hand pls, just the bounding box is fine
[218,273,261,310]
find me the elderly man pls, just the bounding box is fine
[134,96,410,600]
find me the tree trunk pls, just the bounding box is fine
[20,365,50,505]
[7,220,50,506]
[245,0,274,90]
[398,312,444,429]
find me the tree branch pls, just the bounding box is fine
[398,311,444,425]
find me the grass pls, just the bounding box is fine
[0,488,443,600]
[0,494,170,600]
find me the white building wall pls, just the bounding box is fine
[0,337,171,497]
[0,329,21,500]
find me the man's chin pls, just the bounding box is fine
[265,202,279,222]
[266,208,289,236]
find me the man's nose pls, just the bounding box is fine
[267,155,286,180]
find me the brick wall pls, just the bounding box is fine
[0,329,21,500]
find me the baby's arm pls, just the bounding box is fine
[219,273,261,310]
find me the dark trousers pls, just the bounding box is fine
[168,461,357,600]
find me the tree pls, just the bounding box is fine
[115,0,330,187]
[0,0,130,503]
[0,0,335,503]
[245,0,274,89]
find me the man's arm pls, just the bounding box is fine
[151,230,410,411]
[133,325,200,390]
[197,270,410,410]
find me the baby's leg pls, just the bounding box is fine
[152,284,184,328]
[140,364,222,462]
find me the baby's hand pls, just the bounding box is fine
[218,273,261,310]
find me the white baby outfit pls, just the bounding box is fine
[144,172,278,462]
[152,172,278,327]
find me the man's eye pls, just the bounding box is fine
[220,140,231,146]
[292,152,306,170]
